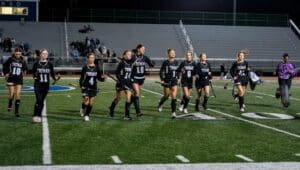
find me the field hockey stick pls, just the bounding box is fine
[209,80,216,98]
[154,81,172,86]
[52,75,61,85]
[106,73,118,82]
[106,73,135,93]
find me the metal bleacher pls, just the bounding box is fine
[67,22,186,58]
[0,22,64,56]
[185,25,300,72]
[1,21,300,73]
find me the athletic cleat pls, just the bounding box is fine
[124,116,132,120]
[158,106,163,112]
[171,112,177,119]
[80,108,84,117]
[15,113,20,117]
[179,105,184,112]
[136,112,143,118]
[240,108,245,112]
[7,107,13,112]
[32,116,42,123]
[84,116,90,121]
[242,104,246,108]
[183,108,188,114]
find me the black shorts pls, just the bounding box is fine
[195,79,210,89]
[132,79,145,86]
[234,76,248,86]
[163,79,178,88]
[116,81,133,91]
[6,77,23,86]
[181,79,193,89]
[82,88,98,97]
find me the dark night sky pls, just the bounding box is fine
[39,0,300,23]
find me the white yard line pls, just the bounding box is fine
[214,85,300,101]
[142,88,300,139]
[42,101,52,165]
[235,154,254,162]
[1,162,300,170]
[176,155,190,163]
[295,153,300,156]
[208,108,300,139]
[111,155,122,164]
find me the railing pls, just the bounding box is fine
[41,8,289,27]
[289,19,300,38]
[64,18,70,60]
[179,20,198,60]
[9,56,299,74]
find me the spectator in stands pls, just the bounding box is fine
[78,25,94,33]
[220,63,226,80]
[111,51,117,63]
[23,42,31,53]
[71,48,80,58]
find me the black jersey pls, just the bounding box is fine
[178,60,196,81]
[79,64,104,90]
[230,61,249,78]
[131,54,154,80]
[116,60,132,82]
[3,57,27,81]
[195,62,212,81]
[32,61,56,86]
[160,59,180,82]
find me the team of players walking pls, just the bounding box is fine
[2,45,297,122]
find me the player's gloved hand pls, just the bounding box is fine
[161,80,165,86]
[81,86,86,90]
[233,76,237,80]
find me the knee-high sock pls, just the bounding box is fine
[81,103,86,110]
[133,96,141,114]
[125,102,131,117]
[239,96,244,109]
[158,96,168,107]
[15,99,20,114]
[171,99,177,113]
[85,105,92,116]
[183,96,190,109]
[195,99,200,110]
[203,96,209,106]
[180,97,185,105]
[109,99,118,111]
[8,98,13,108]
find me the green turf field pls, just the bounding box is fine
[0,77,299,165]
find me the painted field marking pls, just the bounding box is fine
[235,154,254,162]
[42,101,52,165]
[176,155,190,163]
[111,155,122,164]
[209,108,300,139]
[214,85,300,102]
[142,88,300,139]
[295,153,300,156]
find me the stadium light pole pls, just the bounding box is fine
[233,0,237,26]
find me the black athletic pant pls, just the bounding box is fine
[33,85,49,117]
